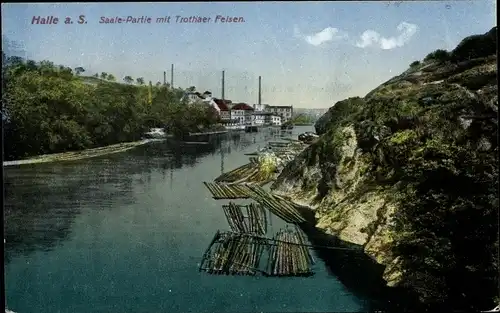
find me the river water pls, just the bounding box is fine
[4,126,373,313]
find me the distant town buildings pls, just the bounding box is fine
[182,90,221,114]
[231,103,254,125]
[213,99,231,120]
[253,103,266,112]
[181,89,289,127]
[266,105,293,124]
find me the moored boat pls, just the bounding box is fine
[143,128,168,139]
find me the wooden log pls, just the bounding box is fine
[230,204,243,232]
[211,240,225,273]
[279,231,286,275]
[232,203,246,232]
[284,232,291,275]
[247,187,293,222]
[277,231,284,276]
[223,235,239,273]
[286,231,292,275]
[274,233,280,275]
[251,203,264,235]
[295,226,315,265]
[290,231,304,274]
[265,235,274,276]
[199,231,220,271]
[260,204,268,235]
[223,205,238,232]
[240,237,251,275]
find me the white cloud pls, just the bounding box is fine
[356,22,418,50]
[294,26,348,46]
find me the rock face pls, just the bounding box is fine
[271,26,498,302]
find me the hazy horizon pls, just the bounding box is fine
[1,2,496,108]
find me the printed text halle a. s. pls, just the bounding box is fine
[31,15,87,24]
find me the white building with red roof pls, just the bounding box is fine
[230,103,254,125]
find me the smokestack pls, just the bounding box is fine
[171,64,174,88]
[163,71,166,85]
[148,81,153,104]
[222,70,225,101]
[258,76,262,106]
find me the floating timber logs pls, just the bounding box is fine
[245,185,306,223]
[245,169,276,186]
[266,229,314,277]
[281,138,302,143]
[214,161,275,186]
[199,230,314,277]
[203,182,252,199]
[268,141,290,148]
[222,202,267,236]
[215,162,258,183]
[199,232,267,276]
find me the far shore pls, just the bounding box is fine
[3,139,164,167]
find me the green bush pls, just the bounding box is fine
[410,60,420,67]
[450,26,497,62]
[423,49,450,63]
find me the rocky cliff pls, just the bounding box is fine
[271,27,498,309]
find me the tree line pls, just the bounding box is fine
[1,54,221,161]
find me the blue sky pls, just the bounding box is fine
[1,2,496,108]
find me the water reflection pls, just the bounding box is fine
[3,131,259,264]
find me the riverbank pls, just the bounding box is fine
[3,128,233,167]
[3,139,162,167]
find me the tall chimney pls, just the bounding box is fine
[148,81,153,104]
[258,76,262,107]
[222,70,225,101]
[171,64,174,88]
[163,71,166,85]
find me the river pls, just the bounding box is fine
[4,126,373,313]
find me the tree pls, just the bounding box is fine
[186,86,196,92]
[2,56,221,160]
[156,81,162,87]
[38,60,55,75]
[136,77,145,85]
[93,73,99,78]
[74,67,85,75]
[6,56,23,66]
[410,60,420,67]
[124,76,133,84]
[424,49,450,62]
[26,60,37,71]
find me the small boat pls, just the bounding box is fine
[143,128,168,139]
[298,132,319,143]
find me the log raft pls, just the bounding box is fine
[203,182,252,199]
[200,231,314,277]
[245,185,306,224]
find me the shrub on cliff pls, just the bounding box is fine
[450,26,497,62]
[410,60,420,67]
[314,97,364,135]
[424,49,450,63]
